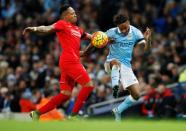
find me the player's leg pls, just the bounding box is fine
[105,60,121,98]
[117,84,140,112]
[30,73,74,120]
[112,84,140,121]
[30,86,72,120]
[71,80,94,116]
[66,63,94,116]
[112,64,139,121]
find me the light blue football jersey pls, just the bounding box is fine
[106,25,145,68]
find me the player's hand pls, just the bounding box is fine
[144,27,152,51]
[23,27,37,35]
[144,27,151,40]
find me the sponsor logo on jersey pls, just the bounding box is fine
[120,41,133,47]
[71,29,81,38]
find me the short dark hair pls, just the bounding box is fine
[59,4,71,15]
[113,14,129,25]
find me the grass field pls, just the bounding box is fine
[0,118,186,131]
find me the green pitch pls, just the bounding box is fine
[0,119,186,131]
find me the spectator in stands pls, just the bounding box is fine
[31,90,42,104]
[156,83,176,118]
[141,85,157,118]
[36,89,65,121]
[19,90,36,112]
[0,87,11,113]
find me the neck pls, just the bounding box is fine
[62,18,76,25]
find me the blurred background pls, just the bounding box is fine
[0,0,186,121]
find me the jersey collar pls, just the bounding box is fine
[117,27,121,33]
[117,25,132,34]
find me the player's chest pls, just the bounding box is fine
[65,25,82,39]
[114,34,135,48]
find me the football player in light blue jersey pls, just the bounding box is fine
[104,14,152,121]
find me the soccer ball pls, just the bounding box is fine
[91,31,108,48]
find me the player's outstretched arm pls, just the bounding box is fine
[84,33,92,40]
[144,27,152,51]
[22,24,55,35]
[80,43,94,57]
[80,32,94,57]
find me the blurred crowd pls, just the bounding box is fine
[0,0,186,119]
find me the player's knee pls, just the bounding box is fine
[60,90,72,96]
[84,80,94,87]
[128,84,141,100]
[110,60,120,68]
[112,64,120,70]
[131,93,140,100]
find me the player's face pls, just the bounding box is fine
[118,21,130,35]
[65,7,77,24]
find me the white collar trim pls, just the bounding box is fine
[117,26,132,34]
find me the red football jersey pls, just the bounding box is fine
[54,20,84,64]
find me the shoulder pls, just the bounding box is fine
[130,25,143,37]
[106,27,117,36]
[107,27,117,32]
[130,25,141,33]
[53,20,70,31]
[55,20,68,26]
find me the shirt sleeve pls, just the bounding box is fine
[105,29,113,38]
[54,20,65,31]
[79,28,88,39]
[135,29,146,45]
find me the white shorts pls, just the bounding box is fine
[104,62,139,89]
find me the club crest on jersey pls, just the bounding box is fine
[127,33,132,40]
[71,29,81,38]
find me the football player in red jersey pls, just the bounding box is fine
[23,4,94,120]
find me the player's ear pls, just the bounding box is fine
[61,11,68,19]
